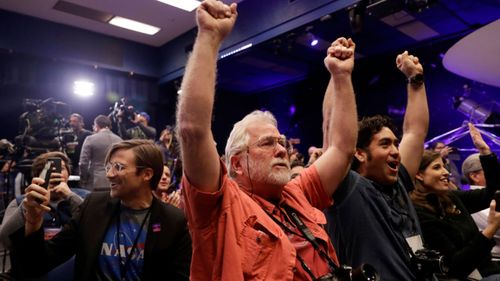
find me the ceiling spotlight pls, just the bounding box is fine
[305,32,319,47]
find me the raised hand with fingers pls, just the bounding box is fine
[324,37,355,76]
[163,190,181,208]
[197,0,237,43]
[468,122,491,155]
[483,200,500,239]
[438,146,453,158]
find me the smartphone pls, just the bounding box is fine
[495,192,500,212]
[38,161,53,189]
[48,157,62,174]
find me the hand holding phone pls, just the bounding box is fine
[494,192,500,212]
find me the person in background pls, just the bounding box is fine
[8,140,191,280]
[156,126,181,189]
[67,113,92,175]
[153,164,181,208]
[410,123,500,280]
[306,147,323,167]
[79,115,122,191]
[461,124,500,260]
[117,110,156,140]
[290,159,305,180]
[430,141,461,189]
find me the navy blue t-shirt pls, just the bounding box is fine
[97,206,150,281]
[325,165,422,281]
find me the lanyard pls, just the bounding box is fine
[116,205,151,281]
[264,205,338,279]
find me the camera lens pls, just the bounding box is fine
[351,264,379,281]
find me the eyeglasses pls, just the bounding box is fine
[247,135,289,152]
[105,162,145,174]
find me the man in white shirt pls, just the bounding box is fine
[466,152,500,258]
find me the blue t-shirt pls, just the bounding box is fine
[97,206,150,281]
[325,165,421,281]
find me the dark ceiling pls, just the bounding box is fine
[214,0,500,94]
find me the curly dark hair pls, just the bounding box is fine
[351,115,398,171]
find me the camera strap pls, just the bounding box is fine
[264,205,338,274]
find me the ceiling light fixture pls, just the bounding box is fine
[220,43,253,59]
[156,0,201,12]
[109,16,160,35]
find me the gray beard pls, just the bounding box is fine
[248,157,291,186]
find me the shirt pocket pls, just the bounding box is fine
[239,215,279,279]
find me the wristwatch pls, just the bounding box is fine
[407,73,424,86]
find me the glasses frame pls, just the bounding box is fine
[246,134,291,153]
[105,162,147,174]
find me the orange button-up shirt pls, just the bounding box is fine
[182,161,338,281]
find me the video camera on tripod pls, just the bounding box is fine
[108,97,137,123]
[15,98,71,158]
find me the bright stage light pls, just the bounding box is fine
[73,80,95,97]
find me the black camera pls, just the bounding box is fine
[412,248,449,278]
[109,98,136,122]
[315,264,379,281]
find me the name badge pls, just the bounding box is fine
[468,269,482,280]
[44,227,62,241]
[406,235,424,253]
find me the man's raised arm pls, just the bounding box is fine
[177,0,237,191]
[396,51,429,179]
[314,37,357,197]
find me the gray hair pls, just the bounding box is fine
[225,110,277,178]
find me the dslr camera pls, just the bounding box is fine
[412,248,449,278]
[109,98,136,122]
[315,264,379,281]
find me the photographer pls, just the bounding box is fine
[0,151,88,278]
[117,107,156,140]
[411,123,500,280]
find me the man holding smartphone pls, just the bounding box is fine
[0,151,88,276]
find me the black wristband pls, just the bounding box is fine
[407,73,424,86]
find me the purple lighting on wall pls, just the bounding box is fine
[289,105,296,115]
